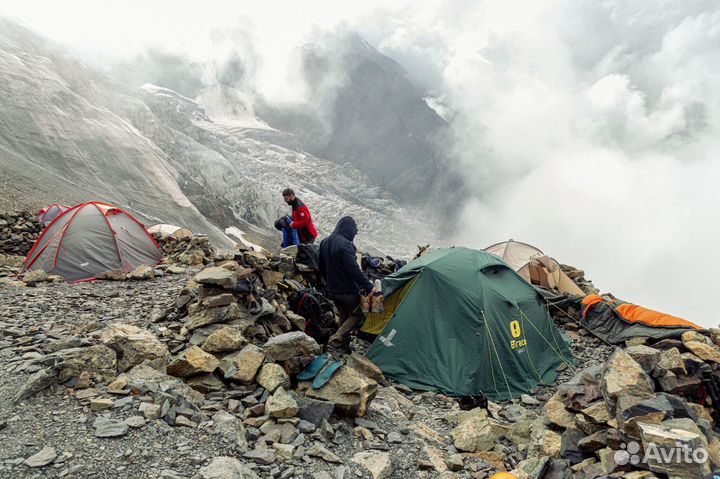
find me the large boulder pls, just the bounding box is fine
[304,366,378,417]
[601,349,655,411]
[201,326,248,353]
[193,267,237,289]
[98,323,169,372]
[262,332,321,361]
[682,331,720,363]
[167,346,219,377]
[224,345,265,383]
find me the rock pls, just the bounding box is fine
[243,448,276,465]
[624,345,661,373]
[139,402,162,420]
[273,443,294,461]
[13,368,57,402]
[98,323,169,372]
[656,347,687,374]
[639,420,711,478]
[601,349,655,411]
[521,394,541,405]
[347,353,385,383]
[352,451,392,479]
[513,456,549,479]
[175,416,198,428]
[617,395,672,439]
[421,446,448,473]
[682,331,720,363]
[199,456,260,479]
[224,344,265,383]
[450,409,499,452]
[257,363,290,393]
[22,269,48,284]
[266,387,298,419]
[194,267,237,289]
[260,270,284,287]
[23,446,57,467]
[126,363,205,406]
[127,265,154,279]
[93,417,129,438]
[304,366,378,417]
[307,444,343,463]
[545,394,576,429]
[262,331,321,361]
[213,411,248,451]
[124,416,145,428]
[35,345,118,383]
[445,453,464,472]
[580,401,611,424]
[297,397,335,427]
[90,398,114,412]
[202,326,247,353]
[185,304,245,332]
[503,403,528,422]
[167,346,219,377]
[186,373,226,393]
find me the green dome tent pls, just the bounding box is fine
[365,247,573,401]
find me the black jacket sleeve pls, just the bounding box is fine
[341,242,374,294]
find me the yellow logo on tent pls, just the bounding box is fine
[509,320,521,338]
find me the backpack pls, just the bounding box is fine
[288,288,336,344]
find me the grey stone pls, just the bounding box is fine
[23,446,57,467]
[199,456,260,479]
[93,417,129,438]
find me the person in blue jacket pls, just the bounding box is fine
[319,216,374,353]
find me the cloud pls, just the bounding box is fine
[381,0,720,326]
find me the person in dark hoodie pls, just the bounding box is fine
[319,216,375,353]
[282,188,318,244]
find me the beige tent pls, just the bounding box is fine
[484,240,585,296]
[147,223,193,239]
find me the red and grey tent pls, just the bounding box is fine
[37,204,71,224]
[22,202,163,281]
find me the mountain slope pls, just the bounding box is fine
[0,18,433,255]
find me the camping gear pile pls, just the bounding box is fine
[21,202,163,282]
[579,293,702,345]
[0,210,43,256]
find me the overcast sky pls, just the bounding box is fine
[2,0,719,326]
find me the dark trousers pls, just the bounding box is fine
[328,293,362,350]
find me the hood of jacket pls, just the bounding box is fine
[333,216,358,242]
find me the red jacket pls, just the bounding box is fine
[290,198,318,242]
